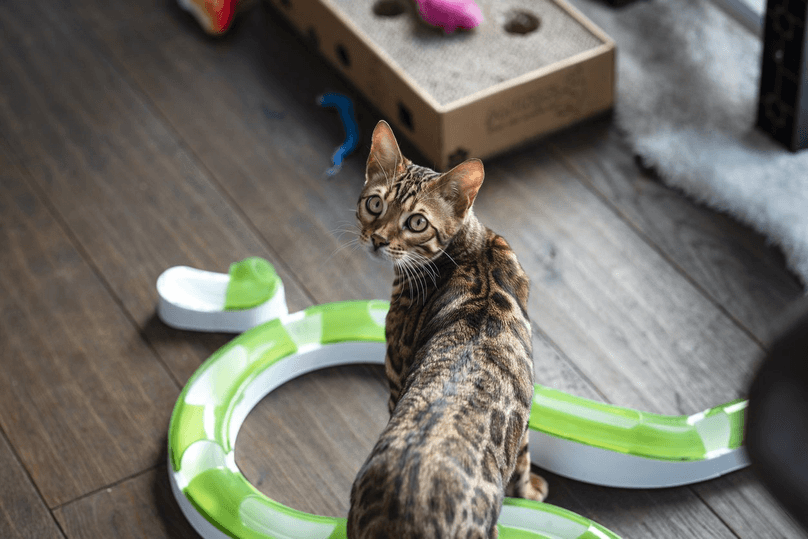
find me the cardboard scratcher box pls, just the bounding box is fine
[267,0,615,170]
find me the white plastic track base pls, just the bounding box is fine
[157,265,288,333]
[529,429,749,489]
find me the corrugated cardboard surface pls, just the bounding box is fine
[330,0,604,107]
[268,0,614,169]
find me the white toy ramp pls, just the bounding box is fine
[167,300,750,539]
[157,257,288,333]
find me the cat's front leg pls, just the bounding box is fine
[505,432,548,502]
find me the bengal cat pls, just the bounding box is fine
[347,121,548,539]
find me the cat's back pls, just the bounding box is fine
[347,228,534,539]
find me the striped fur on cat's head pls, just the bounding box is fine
[357,121,484,267]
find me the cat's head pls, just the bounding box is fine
[356,121,484,267]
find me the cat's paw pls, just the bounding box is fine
[526,473,549,502]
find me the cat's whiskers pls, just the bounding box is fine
[397,256,422,304]
[409,256,428,304]
[398,256,417,303]
[438,247,459,268]
[332,218,360,232]
[407,252,439,287]
[405,253,434,304]
[393,257,414,302]
[329,225,362,248]
[414,259,428,303]
[324,222,363,266]
[404,260,419,304]
[322,238,362,267]
[332,226,360,242]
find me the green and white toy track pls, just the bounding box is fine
[161,259,748,538]
[167,297,749,539]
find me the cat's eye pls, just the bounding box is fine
[407,214,428,233]
[366,195,384,216]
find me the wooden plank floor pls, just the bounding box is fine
[0,0,805,537]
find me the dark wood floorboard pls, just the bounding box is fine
[549,118,803,342]
[0,140,179,507]
[0,0,312,384]
[0,0,804,537]
[544,472,739,539]
[52,467,200,539]
[0,431,64,539]
[694,469,806,538]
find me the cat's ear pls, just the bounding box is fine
[438,158,484,220]
[366,121,405,185]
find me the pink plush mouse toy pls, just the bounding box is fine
[414,0,484,33]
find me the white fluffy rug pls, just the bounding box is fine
[571,0,808,288]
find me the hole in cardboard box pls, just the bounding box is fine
[398,102,414,131]
[373,0,406,17]
[336,44,351,67]
[504,10,540,35]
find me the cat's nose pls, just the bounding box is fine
[371,234,389,251]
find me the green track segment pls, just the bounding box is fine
[529,386,746,461]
